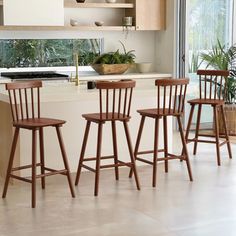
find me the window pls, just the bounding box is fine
[0,39,103,69]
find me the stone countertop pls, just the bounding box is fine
[0,74,172,103]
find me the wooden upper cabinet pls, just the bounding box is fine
[126,0,166,31]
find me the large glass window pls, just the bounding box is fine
[0,39,102,68]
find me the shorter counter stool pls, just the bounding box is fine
[185,70,232,165]
[2,81,75,208]
[130,78,193,187]
[75,80,140,196]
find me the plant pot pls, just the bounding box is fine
[92,64,130,75]
[218,104,236,136]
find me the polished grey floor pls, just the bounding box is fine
[0,135,236,236]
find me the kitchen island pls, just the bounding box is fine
[0,73,173,178]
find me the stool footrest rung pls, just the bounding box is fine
[187,138,216,144]
[44,167,67,176]
[83,155,115,162]
[117,160,132,167]
[219,141,227,147]
[136,149,164,155]
[36,169,67,178]
[10,174,32,183]
[100,162,132,169]
[82,164,96,173]
[12,163,42,172]
[136,157,153,165]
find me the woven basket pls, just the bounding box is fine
[218,104,236,136]
[92,64,130,75]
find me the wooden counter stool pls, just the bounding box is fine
[2,81,75,208]
[130,78,193,187]
[75,80,140,196]
[185,70,232,165]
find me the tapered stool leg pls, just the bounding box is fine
[75,121,91,185]
[193,104,202,155]
[220,105,232,159]
[32,129,37,208]
[39,128,45,189]
[2,128,20,198]
[177,116,193,181]
[163,116,168,173]
[56,126,75,198]
[94,123,103,196]
[111,121,119,180]
[129,115,145,178]
[123,121,140,190]
[153,118,159,187]
[213,106,221,166]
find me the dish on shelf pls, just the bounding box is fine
[95,21,104,26]
[70,19,78,26]
[76,0,86,2]
[106,0,117,3]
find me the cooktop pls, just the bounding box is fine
[1,71,69,81]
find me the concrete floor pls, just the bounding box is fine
[0,135,236,236]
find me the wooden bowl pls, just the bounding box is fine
[92,64,130,75]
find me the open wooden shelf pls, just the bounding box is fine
[64,2,134,8]
[0,25,135,31]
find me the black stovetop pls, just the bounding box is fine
[1,71,69,81]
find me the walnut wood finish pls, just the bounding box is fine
[185,70,232,166]
[75,80,140,195]
[2,81,75,208]
[130,78,193,187]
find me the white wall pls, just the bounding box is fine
[233,1,236,44]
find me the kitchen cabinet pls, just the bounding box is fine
[0,0,166,31]
[126,0,166,30]
[3,0,64,26]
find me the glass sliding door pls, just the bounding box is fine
[179,0,234,128]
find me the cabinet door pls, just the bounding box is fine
[135,0,166,30]
[3,0,64,26]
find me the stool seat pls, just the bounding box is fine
[82,113,131,122]
[13,118,66,129]
[188,98,224,105]
[137,108,183,117]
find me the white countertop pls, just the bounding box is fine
[0,73,172,103]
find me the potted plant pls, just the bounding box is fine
[92,41,135,75]
[200,40,236,135]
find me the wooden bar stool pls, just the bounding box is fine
[2,81,75,208]
[185,70,232,165]
[75,80,140,196]
[130,78,193,187]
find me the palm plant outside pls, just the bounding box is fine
[200,40,236,104]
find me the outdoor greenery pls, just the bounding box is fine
[0,39,102,68]
[188,0,232,73]
[93,41,135,64]
[200,40,236,104]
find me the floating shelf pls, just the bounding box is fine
[0,25,135,31]
[64,2,134,9]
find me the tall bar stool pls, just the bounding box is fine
[130,78,193,187]
[75,80,140,196]
[185,70,232,165]
[2,81,75,208]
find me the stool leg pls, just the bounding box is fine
[193,104,202,155]
[111,121,119,180]
[177,116,193,181]
[56,126,75,198]
[75,121,91,186]
[220,105,232,159]
[129,115,145,178]
[2,127,20,198]
[163,116,168,173]
[39,128,45,189]
[153,118,159,187]
[32,129,37,208]
[181,104,195,162]
[213,106,221,166]
[94,123,103,196]
[123,121,140,190]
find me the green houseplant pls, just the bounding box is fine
[200,40,236,135]
[92,41,136,75]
